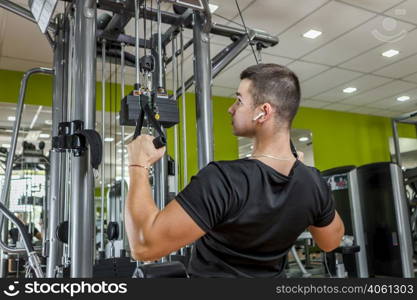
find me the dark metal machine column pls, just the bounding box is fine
[46,13,69,278]
[390,164,415,277]
[193,11,213,168]
[152,2,168,212]
[120,43,127,255]
[70,0,97,278]
[347,169,369,277]
[391,119,402,166]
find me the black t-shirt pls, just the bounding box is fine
[176,158,335,278]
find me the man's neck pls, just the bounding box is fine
[252,129,293,158]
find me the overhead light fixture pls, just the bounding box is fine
[382,49,399,58]
[397,95,410,102]
[298,137,309,142]
[303,29,322,39]
[8,116,16,121]
[104,137,114,142]
[2,144,10,148]
[208,4,219,13]
[39,133,50,138]
[45,120,52,125]
[343,87,357,94]
[117,149,124,153]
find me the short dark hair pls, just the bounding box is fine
[240,63,301,127]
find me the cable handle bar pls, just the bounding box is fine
[131,92,167,149]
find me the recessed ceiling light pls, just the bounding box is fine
[397,95,410,102]
[343,87,357,94]
[382,49,399,58]
[104,137,114,142]
[8,116,16,121]
[118,149,123,153]
[298,137,309,142]
[39,133,50,138]
[303,29,322,39]
[2,144,10,148]
[45,120,52,125]
[208,4,219,13]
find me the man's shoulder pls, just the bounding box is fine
[209,158,252,171]
[198,159,252,179]
[294,162,324,182]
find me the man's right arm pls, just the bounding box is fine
[308,211,344,252]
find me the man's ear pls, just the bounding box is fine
[261,103,274,121]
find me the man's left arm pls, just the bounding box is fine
[125,135,205,261]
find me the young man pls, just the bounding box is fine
[125,63,344,278]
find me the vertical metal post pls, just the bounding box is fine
[180,29,188,187]
[99,39,106,257]
[46,13,69,278]
[152,4,168,212]
[193,11,214,169]
[120,42,127,255]
[70,0,96,278]
[63,9,75,269]
[134,0,140,86]
[152,52,168,211]
[157,0,163,89]
[347,169,369,278]
[392,119,402,167]
[390,164,415,277]
[0,224,6,277]
[43,161,49,258]
[172,36,179,194]
[0,190,10,277]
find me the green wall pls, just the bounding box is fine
[293,107,416,171]
[1,68,415,179]
[0,69,54,105]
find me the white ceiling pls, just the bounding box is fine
[0,0,416,120]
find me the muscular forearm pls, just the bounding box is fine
[125,167,160,259]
